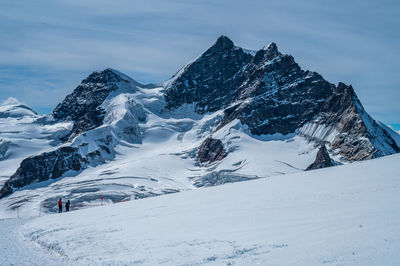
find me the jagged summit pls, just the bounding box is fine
[81,68,142,87]
[164,36,253,111]
[53,68,141,139]
[165,36,400,161]
[207,35,235,53]
[262,42,280,58]
[263,42,278,53]
[82,68,122,85]
[253,42,281,64]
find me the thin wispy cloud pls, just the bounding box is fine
[0,0,399,125]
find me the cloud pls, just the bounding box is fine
[1,97,21,106]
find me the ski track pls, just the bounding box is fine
[0,218,67,265]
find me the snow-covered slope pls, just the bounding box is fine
[0,98,72,186]
[0,36,399,215]
[0,106,319,217]
[7,153,399,265]
[0,97,37,118]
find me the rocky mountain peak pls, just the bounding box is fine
[166,36,400,162]
[164,35,253,112]
[206,35,235,54]
[53,68,140,140]
[263,42,279,56]
[81,68,140,88]
[81,68,122,85]
[253,42,281,64]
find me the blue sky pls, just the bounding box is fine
[0,0,399,129]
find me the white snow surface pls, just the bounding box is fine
[0,153,397,265]
[0,218,68,265]
[0,97,37,117]
[0,103,72,183]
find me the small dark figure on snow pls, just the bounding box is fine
[65,200,70,212]
[58,198,62,213]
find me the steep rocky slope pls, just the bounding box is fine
[165,36,399,161]
[53,69,142,140]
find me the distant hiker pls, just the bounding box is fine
[58,198,62,213]
[65,200,70,212]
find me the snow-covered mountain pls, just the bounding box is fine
[0,98,72,186]
[0,36,399,215]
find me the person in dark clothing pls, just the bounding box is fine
[58,198,62,213]
[65,200,70,212]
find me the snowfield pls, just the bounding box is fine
[0,153,397,265]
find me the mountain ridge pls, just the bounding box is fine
[0,35,398,211]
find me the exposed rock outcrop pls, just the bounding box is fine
[197,137,227,163]
[300,83,400,161]
[306,146,336,171]
[0,147,85,198]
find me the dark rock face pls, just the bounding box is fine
[197,137,227,163]
[306,146,336,171]
[226,56,334,136]
[0,147,85,199]
[53,69,138,140]
[165,36,400,161]
[166,36,334,135]
[303,83,400,161]
[165,35,253,113]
